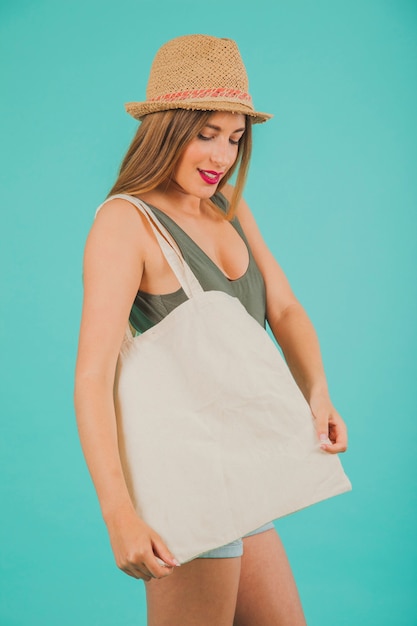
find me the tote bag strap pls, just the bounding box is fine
[95,194,204,299]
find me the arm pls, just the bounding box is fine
[74,199,179,579]
[230,189,347,454]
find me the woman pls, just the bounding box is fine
[74,34,348,625]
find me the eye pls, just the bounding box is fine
[229,138,240,146]
[197,133,212,141]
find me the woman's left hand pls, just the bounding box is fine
[309,395,348,454]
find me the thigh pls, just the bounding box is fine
[233,528,307,626]
[146,556,242,626]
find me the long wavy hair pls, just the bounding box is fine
[108,109,252,219]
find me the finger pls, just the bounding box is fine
[318,433,332,448]
[152,538,181,569]
[314,415,330,441]
[123,566,152,581]
[155,556,175,571]
[132,552,175,580]
[121,555,156,580]
[118,556,153,579]
[320,440,348,454]
[134,561,159,579]
[329,424,348,450]
[136,572,152,582]
[146,557,175,579]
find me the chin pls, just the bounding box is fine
[199,184,220,197]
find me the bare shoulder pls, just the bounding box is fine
[82,197,154,297]
[91,197,148,240]
[85,197,155,261]
[80,197,151,350]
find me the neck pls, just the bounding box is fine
[141,185,209,218]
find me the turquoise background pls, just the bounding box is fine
[1,1,416,624]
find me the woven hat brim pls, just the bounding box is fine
[125,100,272,124]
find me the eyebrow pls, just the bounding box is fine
[205,123,246,133]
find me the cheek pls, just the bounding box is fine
[176,146,202,175]
[186,142,209,163]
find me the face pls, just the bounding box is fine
[172,111,246,199]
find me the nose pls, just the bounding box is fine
[210,138,233,169]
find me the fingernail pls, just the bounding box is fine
[173,559,181,567]
[319,434,328,441]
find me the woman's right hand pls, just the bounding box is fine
[105,506,180,581]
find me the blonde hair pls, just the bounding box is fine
[108,109,252,219]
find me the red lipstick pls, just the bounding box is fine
[198,169,222,185]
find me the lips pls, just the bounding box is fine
[198,169,223,185]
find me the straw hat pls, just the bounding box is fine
[125,34,272,124]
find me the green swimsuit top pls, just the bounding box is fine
[129,192,266,333]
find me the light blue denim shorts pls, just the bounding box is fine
[197,521,275,559]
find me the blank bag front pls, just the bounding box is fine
[108,194,352,564]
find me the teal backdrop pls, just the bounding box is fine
[1,1,416,624]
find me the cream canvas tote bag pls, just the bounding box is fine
[100,194,351,564]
